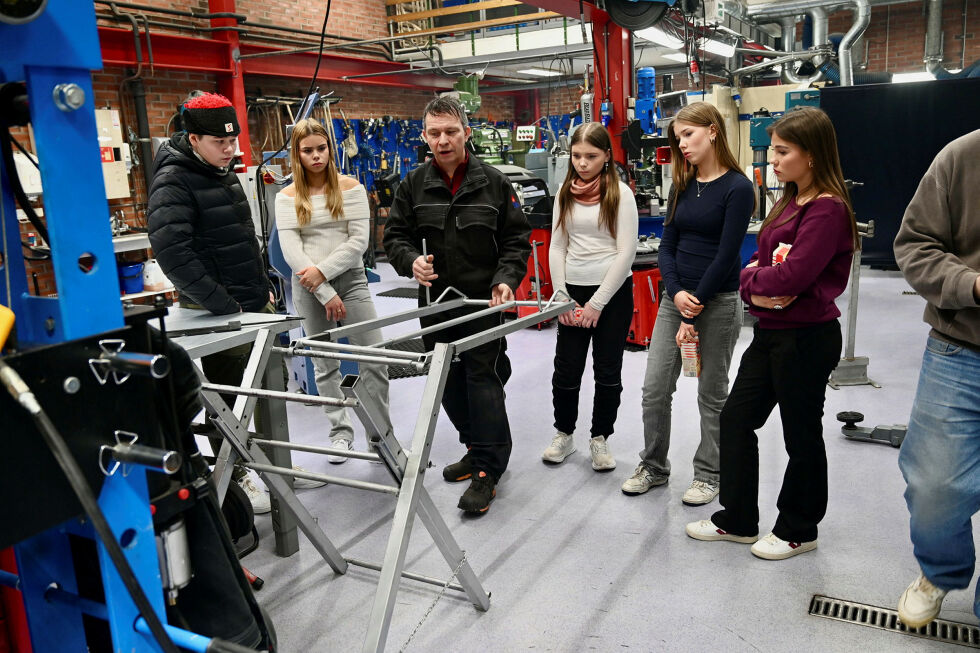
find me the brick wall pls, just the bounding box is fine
[237,0,388,43]
[815,1,977,73]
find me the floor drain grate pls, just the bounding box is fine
[809,595,980,648]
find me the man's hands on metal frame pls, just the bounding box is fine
[414,254,515,308]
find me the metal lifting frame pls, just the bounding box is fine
[204,290,573,652]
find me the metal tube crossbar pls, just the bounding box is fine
[272,347,425,369]
[245,462,401,496]
[250,438,383,463]
[290,340,425,360]
[200,382,358,408]
[321,297,468,342]
[345,557,465,593]
[375,301,517,348]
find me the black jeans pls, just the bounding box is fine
[422,308,513,479]
[712,320,842,542]
[552,278,634,439]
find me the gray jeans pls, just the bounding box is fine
[291,267,392,442]
[638,291,742,483]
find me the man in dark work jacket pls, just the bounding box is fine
[384,96,531,514]
[147,92,275,512]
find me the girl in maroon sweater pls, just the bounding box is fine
[685,107,859,560]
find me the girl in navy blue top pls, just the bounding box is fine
[622,102,754,505]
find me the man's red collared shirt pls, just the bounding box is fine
[435,152,469,195]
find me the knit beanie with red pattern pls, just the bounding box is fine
[181,92,240,137]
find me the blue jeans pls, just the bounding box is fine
[899,336,980,618]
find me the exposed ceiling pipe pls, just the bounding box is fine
[838,0,871,85]
[924,0,948,76]
[809,7,829,50]
[749,0,869,86]
[748,0,846,19]
[747,0,910,18]
[779,16,825,84]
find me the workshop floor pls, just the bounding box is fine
[231,263,979,652]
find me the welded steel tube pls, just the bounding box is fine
[200,383,357,407]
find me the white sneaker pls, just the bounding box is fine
[326,438,353,464]
[239,476,270,515]
[750,532,817,560]
[898,573,948,628]
[542,432,576,463]
[621,464,667,495]
[682,480,719,506]
[685,519,758,543]
[292,465,327,489]
[589,436,616,471]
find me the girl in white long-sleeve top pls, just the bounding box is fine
[275,118,392,461]
[542,122,638,471]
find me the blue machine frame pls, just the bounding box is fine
[1,3,227,651]
[0,0,122,347]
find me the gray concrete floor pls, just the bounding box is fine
[230,263,978,652]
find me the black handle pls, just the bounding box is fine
[100,352,170,379]
[108,443,181,474]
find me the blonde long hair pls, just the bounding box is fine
[666,102,749,223]
[556,122,621,238]
[288,118,344,226]
[762,107,858,249]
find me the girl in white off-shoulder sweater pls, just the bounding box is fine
[275,119,392,460]
[542,122,637,472]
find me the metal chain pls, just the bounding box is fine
[399,551,469,652]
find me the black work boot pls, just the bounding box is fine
[442,450,473,483]
[458,471,497,513]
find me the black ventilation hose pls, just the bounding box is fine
[0,360,179,653]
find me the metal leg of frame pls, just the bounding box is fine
[207,329,275,506]
[255,345,302,556]
[342,374,490,615]
[361,343,455,653]
[415,491,489,611]
[200,386,348,573]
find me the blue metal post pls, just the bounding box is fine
[0,0,121,346]
[95,469,170,652]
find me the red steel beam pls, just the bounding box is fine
[99,28,453,90]
[99,26,234,73]
[590,14,630,165]
[209,0,253,165]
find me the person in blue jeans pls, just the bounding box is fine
[893,129,980,628]
[621,102,753,505]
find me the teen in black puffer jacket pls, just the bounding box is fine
[147,132,269,315]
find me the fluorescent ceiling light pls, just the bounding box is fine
[635,26,683,50]
[518,67,562,77]
[702,38,735,58]
[891,71,936,83]
[661,53,688,63]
